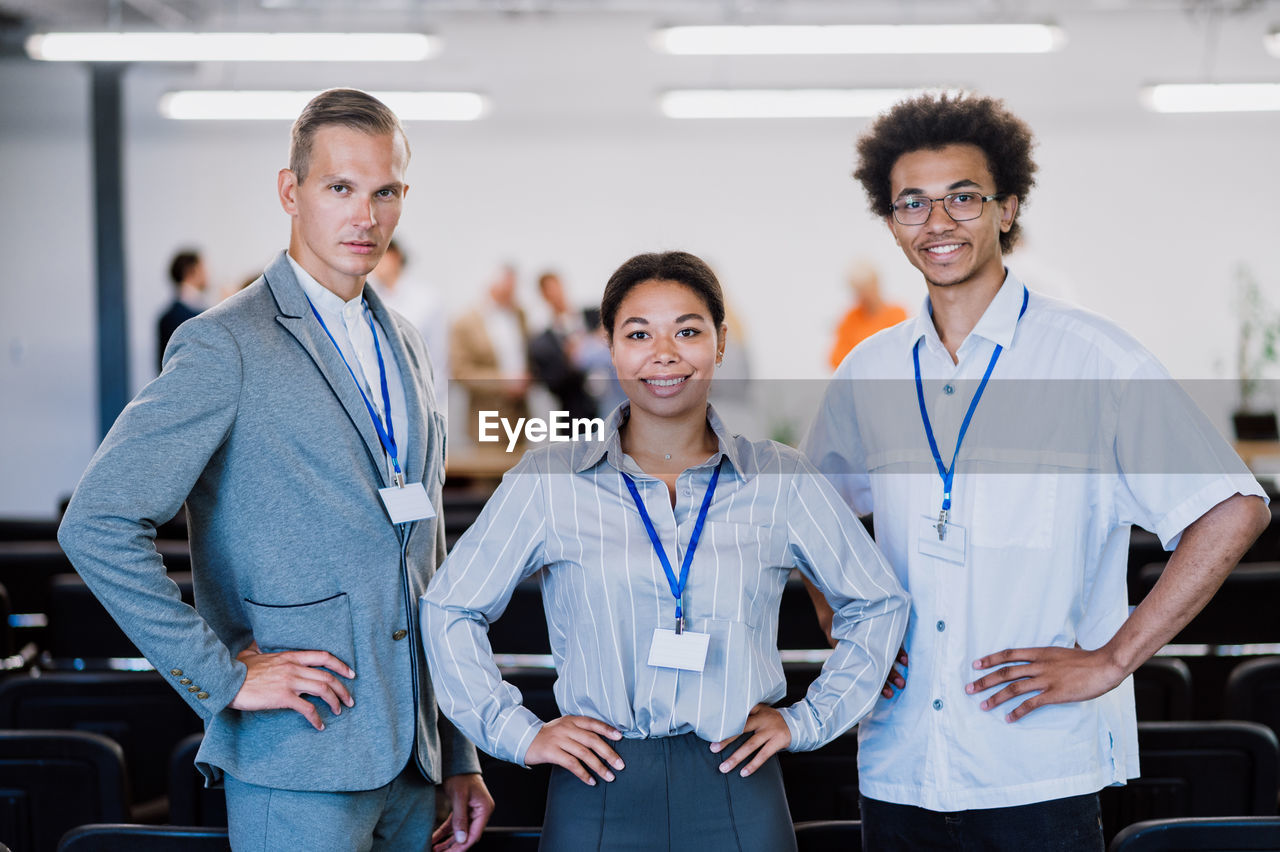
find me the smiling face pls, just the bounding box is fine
[886,143,1017,293]
[610,279,726,423]
[278,124,409,300]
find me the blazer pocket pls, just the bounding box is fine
[242,592,357,671]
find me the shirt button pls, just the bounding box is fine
[933,699,944,711]
[936,620,946,632]
[943,384,955,395]
[392,629,408,641]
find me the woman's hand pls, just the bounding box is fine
[524,715,625,786]
[709,704,792,778]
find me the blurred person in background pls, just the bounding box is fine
[157,248,209,372]
[450,263,530,443]
[826,258,907,372]
[372,239,450,418]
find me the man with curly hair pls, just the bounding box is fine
[804,91,1269,849]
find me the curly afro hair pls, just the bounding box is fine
[853,91,1037,254]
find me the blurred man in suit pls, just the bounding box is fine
[60,88,491,852]
[157,248,208,371]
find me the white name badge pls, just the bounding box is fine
[378,482,437,525]
[647,628,711,673]
[917,514,966,565]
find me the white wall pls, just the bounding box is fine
[2,6,1279,517]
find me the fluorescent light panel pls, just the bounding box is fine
[26,32,436,62]
[660,88,927,119]
[655,24,1065,55]
[1141,83,1280,113]
[159,90,487,121]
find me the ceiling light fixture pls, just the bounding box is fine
[1140,83,1280,113]
[660,88,933,119]
[26,32,437,63]
[654,24,1065,55]
[158,90,487,121]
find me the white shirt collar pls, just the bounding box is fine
[908,268,1026,356]
[287,254,364,315]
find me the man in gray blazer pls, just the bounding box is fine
[59,88,492,851]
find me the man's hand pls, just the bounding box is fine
[882,646,908,699]
[430,773,494,852]
[709,703,792,778]
[524,715,624,786]
[230,641,355,731]
[967,645,1126,722]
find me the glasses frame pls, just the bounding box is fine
[890,192,1006,226]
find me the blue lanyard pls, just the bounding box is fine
[913,286,1027,532]
[306,296,402,480]
[622,458,722,634]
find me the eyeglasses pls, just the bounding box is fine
[890,191,1005,226]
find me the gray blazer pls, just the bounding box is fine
[59,251,480,791]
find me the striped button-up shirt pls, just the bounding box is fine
[421,405,908,766]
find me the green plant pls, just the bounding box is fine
[1236,264,1280,412]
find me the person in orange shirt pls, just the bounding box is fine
[827,260,908,370]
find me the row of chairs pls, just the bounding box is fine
[40,816,1280,851]
[0,656,1277,816]
[3,679,1275,847]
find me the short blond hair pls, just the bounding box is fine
[289,88,409,183]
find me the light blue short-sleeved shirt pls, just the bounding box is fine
[421,404,909,766]
[804,271,1267,811]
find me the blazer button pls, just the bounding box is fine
[196,692,209,700]
[392,629,408,641]
[188,686,200,693]
[170,668,183,676]
[179,678,192,685]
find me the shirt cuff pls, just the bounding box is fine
[776,704,815,753]
[502,706,545,768]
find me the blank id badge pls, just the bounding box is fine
[917,514,966,565]
[647,628,710,672]
[378,482,437,525]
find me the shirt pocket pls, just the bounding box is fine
[242,591,357,670]
[690,521,788,625]
[963,448,1095,550]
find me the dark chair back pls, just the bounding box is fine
[57,824,230,851]
[1137,563,1280,645]
[794,819,862,852]
[47,572,194,661]
[167,734,227,828]
[1108,816,1280,851]
[0,730,129,852]
[486,582,551,655]
[0,672,202,805]
[1133,658,1192,722]
[1100,721,1280,842]
[1226,657,1280,747]
[778,730,860,823]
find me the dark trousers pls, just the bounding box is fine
[860,792,1104,852]
[539,732,797,852]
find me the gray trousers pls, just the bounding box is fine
[223,760,437,852]
[539,732,798,852]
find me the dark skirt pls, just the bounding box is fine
[538,732,798,852]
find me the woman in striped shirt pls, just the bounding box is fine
[421,251,908,851]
